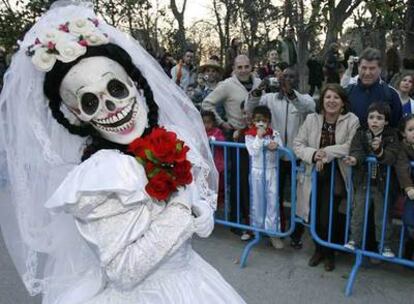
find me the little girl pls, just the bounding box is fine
[395,114,414,260]
[202,110,226,206]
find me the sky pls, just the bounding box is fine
[156,0,212,26]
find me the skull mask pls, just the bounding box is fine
[59,56,148,144]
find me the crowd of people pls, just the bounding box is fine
[1,25,413,276]
[155,34,414,273]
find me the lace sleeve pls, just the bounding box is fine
[104,203,194,291]
[67,186,195,292]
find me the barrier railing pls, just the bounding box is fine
[309,158,414,296]
[210,140,297,267]
[210,140,414,295]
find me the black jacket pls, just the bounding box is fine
[349,126,399,188]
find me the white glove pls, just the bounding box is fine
[407,188,414,200]
[169,186,192,210]
[192,200,214,238]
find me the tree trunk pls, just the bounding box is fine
[170,0,187,55]
[321,0,363,55]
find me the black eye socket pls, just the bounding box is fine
[107,79,129,99]
[80,93,99,115]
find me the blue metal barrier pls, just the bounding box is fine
[210,140,414,295]
[210,140,297,267]
[309,157,414,296]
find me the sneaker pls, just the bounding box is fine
[290,239,303,250]
[270,237,284,249]
[381,246,395,258]
[344,240,356,251]
[240,231,252,241]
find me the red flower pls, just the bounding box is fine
[173,160,193,185]
[47,41,56,50]
[127,127,193,202]
[78,39,88,47]
[88,18,99,27]
[145,171,177,201]
[128,137,148,159]
[147,127,178,163]
[174,141,190,162]
[59,23,69,32]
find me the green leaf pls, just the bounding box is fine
[176,142,183,152]
[147,167,161,178]
[145,149,159,164]
[135,157,145,165]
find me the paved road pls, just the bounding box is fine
[1,225,414,304]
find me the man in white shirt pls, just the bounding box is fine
[248,67,315,247]
[170,49,196,91]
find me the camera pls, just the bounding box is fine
[352,56,359,63]
[267,77,280,93]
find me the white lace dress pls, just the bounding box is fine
[45,149,246,304]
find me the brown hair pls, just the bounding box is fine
[318,83,351,114]
[394,72,414,95]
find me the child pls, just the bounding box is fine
[186,83,201,109]
[233,101,254,241]
[344,103,399,257]
[202,110,225,206]
[245,105,284,249]
[394,114,414,260]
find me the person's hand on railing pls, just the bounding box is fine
[315,160,324,172]
[232,130,240,141]
[267,141,278,151]
[371,137,383,156]
[406,187,414,200]
[313,149,326,162]
[343,156,357,166]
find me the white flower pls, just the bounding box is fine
[84,31,109,46]
[68,19,96,35]
[31,48,56,72]
[39,29,65,45]
[55,40,86,63]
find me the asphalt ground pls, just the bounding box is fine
[1,224,413,304]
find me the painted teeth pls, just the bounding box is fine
[95,100,135,126]
[94,101,138,133]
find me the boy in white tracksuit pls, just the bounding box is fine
[245,106,283,235]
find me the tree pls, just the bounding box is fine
[211,0,239,64]
[170,0,188,56]
[404,0,414,68]
[0,0,51,52]
[321,0,363,54]
[236,0,280,61]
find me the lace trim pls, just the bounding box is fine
[22,250,44,296]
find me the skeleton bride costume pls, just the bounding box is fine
[0,1,246,303]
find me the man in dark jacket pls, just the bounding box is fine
[346,48,402,128]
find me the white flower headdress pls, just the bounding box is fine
[0,2,217,302]
[26,18,109,71]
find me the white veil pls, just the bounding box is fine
[0,1,218,303]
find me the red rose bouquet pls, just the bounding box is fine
[128,127,193,201]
